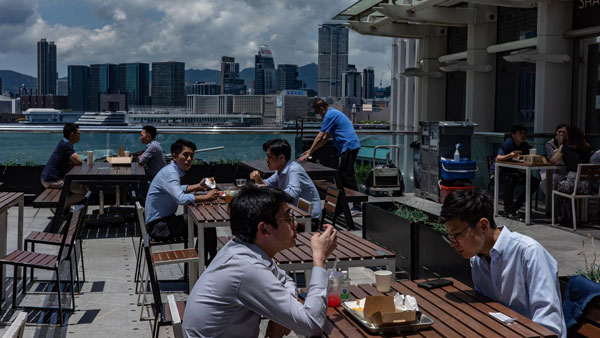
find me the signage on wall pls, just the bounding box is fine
[573,0,600,30]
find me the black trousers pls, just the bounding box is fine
[339,148,359,191]
[501,171,539,213]
[147,213,217,265]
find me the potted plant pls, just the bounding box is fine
[0,159,45,201]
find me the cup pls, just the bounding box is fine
[529,148,537,155]
[86,151,94,165]
[124,151,130,157]
[374,270,393,293]
[235,178,247,188]
[327,271,342,307]
[225,190,236,204]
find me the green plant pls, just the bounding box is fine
[576,235,600,283]
[390,200,448,235]
[354,163,371,186]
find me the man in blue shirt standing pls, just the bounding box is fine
[138,125,166,182]
[299,99,361,212]
[250,139,322,230]
[145,139,218,264]
[41,123,87,207]
[441,188,566,337]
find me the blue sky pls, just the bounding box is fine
[0,0,391,84]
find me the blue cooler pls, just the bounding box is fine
[440,159,477,180]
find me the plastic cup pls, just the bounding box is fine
[530,148,537,155]
[374,270,393,293]
[124,151,130,157]
[225,190,236,203]
[328,271,342,307]
[87,151,94,165]
[235,178,247,188]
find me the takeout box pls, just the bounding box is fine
[523,154,545,165]
[363,295,416,327]
[107,156,133,166]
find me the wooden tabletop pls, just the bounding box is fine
[188,202,311,223]
[316,278,556,338]
[239,160,338,177]
[0,192,24,213]
[66,162,146,180]
[496,160,564,169]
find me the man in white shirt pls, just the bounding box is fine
[441,188,566,337]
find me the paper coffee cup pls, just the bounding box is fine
[124,151,130,157]
[374,270,393,292]
[530,148,537,155]
[87,151,94,164]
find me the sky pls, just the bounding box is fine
[0,0,393,85]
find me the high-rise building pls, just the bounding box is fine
[37,39,57,95]
[57,79,68,96]
[0,77,2,94]
[277,64,302,91]
[317,24,348,98]
[90,64,119,111]
[68,65,91,111]
[221,56,246,95]
[119,63,150,109]
[254,46,277,95]
[152,61,185,107]
[362,67,375,100]
[342,65,362,98]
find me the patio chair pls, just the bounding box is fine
[1,311,27,338]
[297,197,313,232]
[167,295,185,338]
[320,186,339,228]
[552,164,600,230]
[142,234,187,338]
[0,193,90,325]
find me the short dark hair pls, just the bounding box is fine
[312,98,329,111]
[230,185,293,243]
[143,125,157,139]
[441,188,497,229]
[510,124,527,135]
[263,139,291,161]
[63,123,79,138]
[170,138,197,156]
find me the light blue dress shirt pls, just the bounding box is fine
[144,162,194,224]
[182,238,329,338]
[264,160,322,219]
[470,227,566,337]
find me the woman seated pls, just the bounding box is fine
[555,127,592,194]
[541,124,568,193]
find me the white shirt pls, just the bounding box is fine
[471,227,566,337]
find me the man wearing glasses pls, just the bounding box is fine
[145,138,218,264]
[183,185,338,338]
[441,188,565,337]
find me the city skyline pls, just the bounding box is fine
[0,0,392,86]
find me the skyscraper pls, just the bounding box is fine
[90,64,119,111]
[151,61,185,107]
[277,64,302,91]
[221,56,246,95]
[362,67,375,100]
[68,65,91,111]
[342,65,362,98]
[254,46,277,95]
[317,24,348,98]
[119,63,150,109]
[37,38,57,95]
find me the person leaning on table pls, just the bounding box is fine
[441,188,566,337]
[183,185,337,338]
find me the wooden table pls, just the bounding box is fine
[239,160,356,229]
[0,192,24,301]
[51,163,147,232]
[186,201,312,291]
[494,161,564,224]
[316,278,556,337]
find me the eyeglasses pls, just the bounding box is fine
[444,225,470,244]
[276,213,296,225]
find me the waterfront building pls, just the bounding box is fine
[90,64,119,111]
[232,95,264,115]
[342,65,362,99]
[221,56,246,95]
[277,90,311,122]
[0,77,3,94]
[127,112,261,126]
[186,82,220,95]
[0,95,14,114]
[119,63,150,109]
[76,111,127,126]
[187,95,233,115]
[100,94,127,111]
[318,24,348,98]
[68,65,91,111]
[23,108,82,124]
[277,64,302,91]
[20,95,68,111]
[254,46,277,95]
[362,67,375,100]
[263,95,277,124]
[152,61,185,107]
[37,39,57,95]
[57,79,68,96]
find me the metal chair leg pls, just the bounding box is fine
[572,198,577,231]
[79,238,86,283]
[12,265,17,309]
[30,243,35,282]
[69,260,76,310]
[22,263,26,295]
[552,192,555,227]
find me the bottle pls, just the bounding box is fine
[454,143,462,162]
[340,271,350,301]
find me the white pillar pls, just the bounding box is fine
[391,38,400,132]
[405,39,417,131]
[417,27,446,123]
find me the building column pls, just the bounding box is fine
[405,39,417,131]
[466,4,496,132]
[391,38,401,132]
[535,0,572,132]
[417,26,447,122]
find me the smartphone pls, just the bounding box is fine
[417,278,453,290]
[298,292,308,300]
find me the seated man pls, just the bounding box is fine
[138,125,166,182]
[40,123,87,207]
[183,185,337,338]
[250,138,322,230]
[441,188,566,337]
[145,138,218,264]
[491,124,539,217]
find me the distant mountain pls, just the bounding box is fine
[0,70,36,95]
[298,63,317,90]
[239,68,254,88]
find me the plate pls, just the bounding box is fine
[204,177,216,189]
[341,301,434,334]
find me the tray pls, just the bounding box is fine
[341,301,434,334]
[107,156,132,166]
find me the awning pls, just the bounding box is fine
[333,0,387,21]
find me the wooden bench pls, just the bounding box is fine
[573,297,600,337]
[313,179,368,203]
[32,188,61,209]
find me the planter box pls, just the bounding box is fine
[416,222,472,286]
[362,202,416,278]
[181,163,238,186]
[0,165,44,202]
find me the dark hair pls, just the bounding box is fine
[441,188,497,229]
[567,127,589,152]
[553,123,569,146]
[510,124,527,135]
[63,123,79,138]
[143,125,157,139]
[230,185,293,243]
[263,139,291,161]
[170,138,197,156]
[312,98,329,111]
